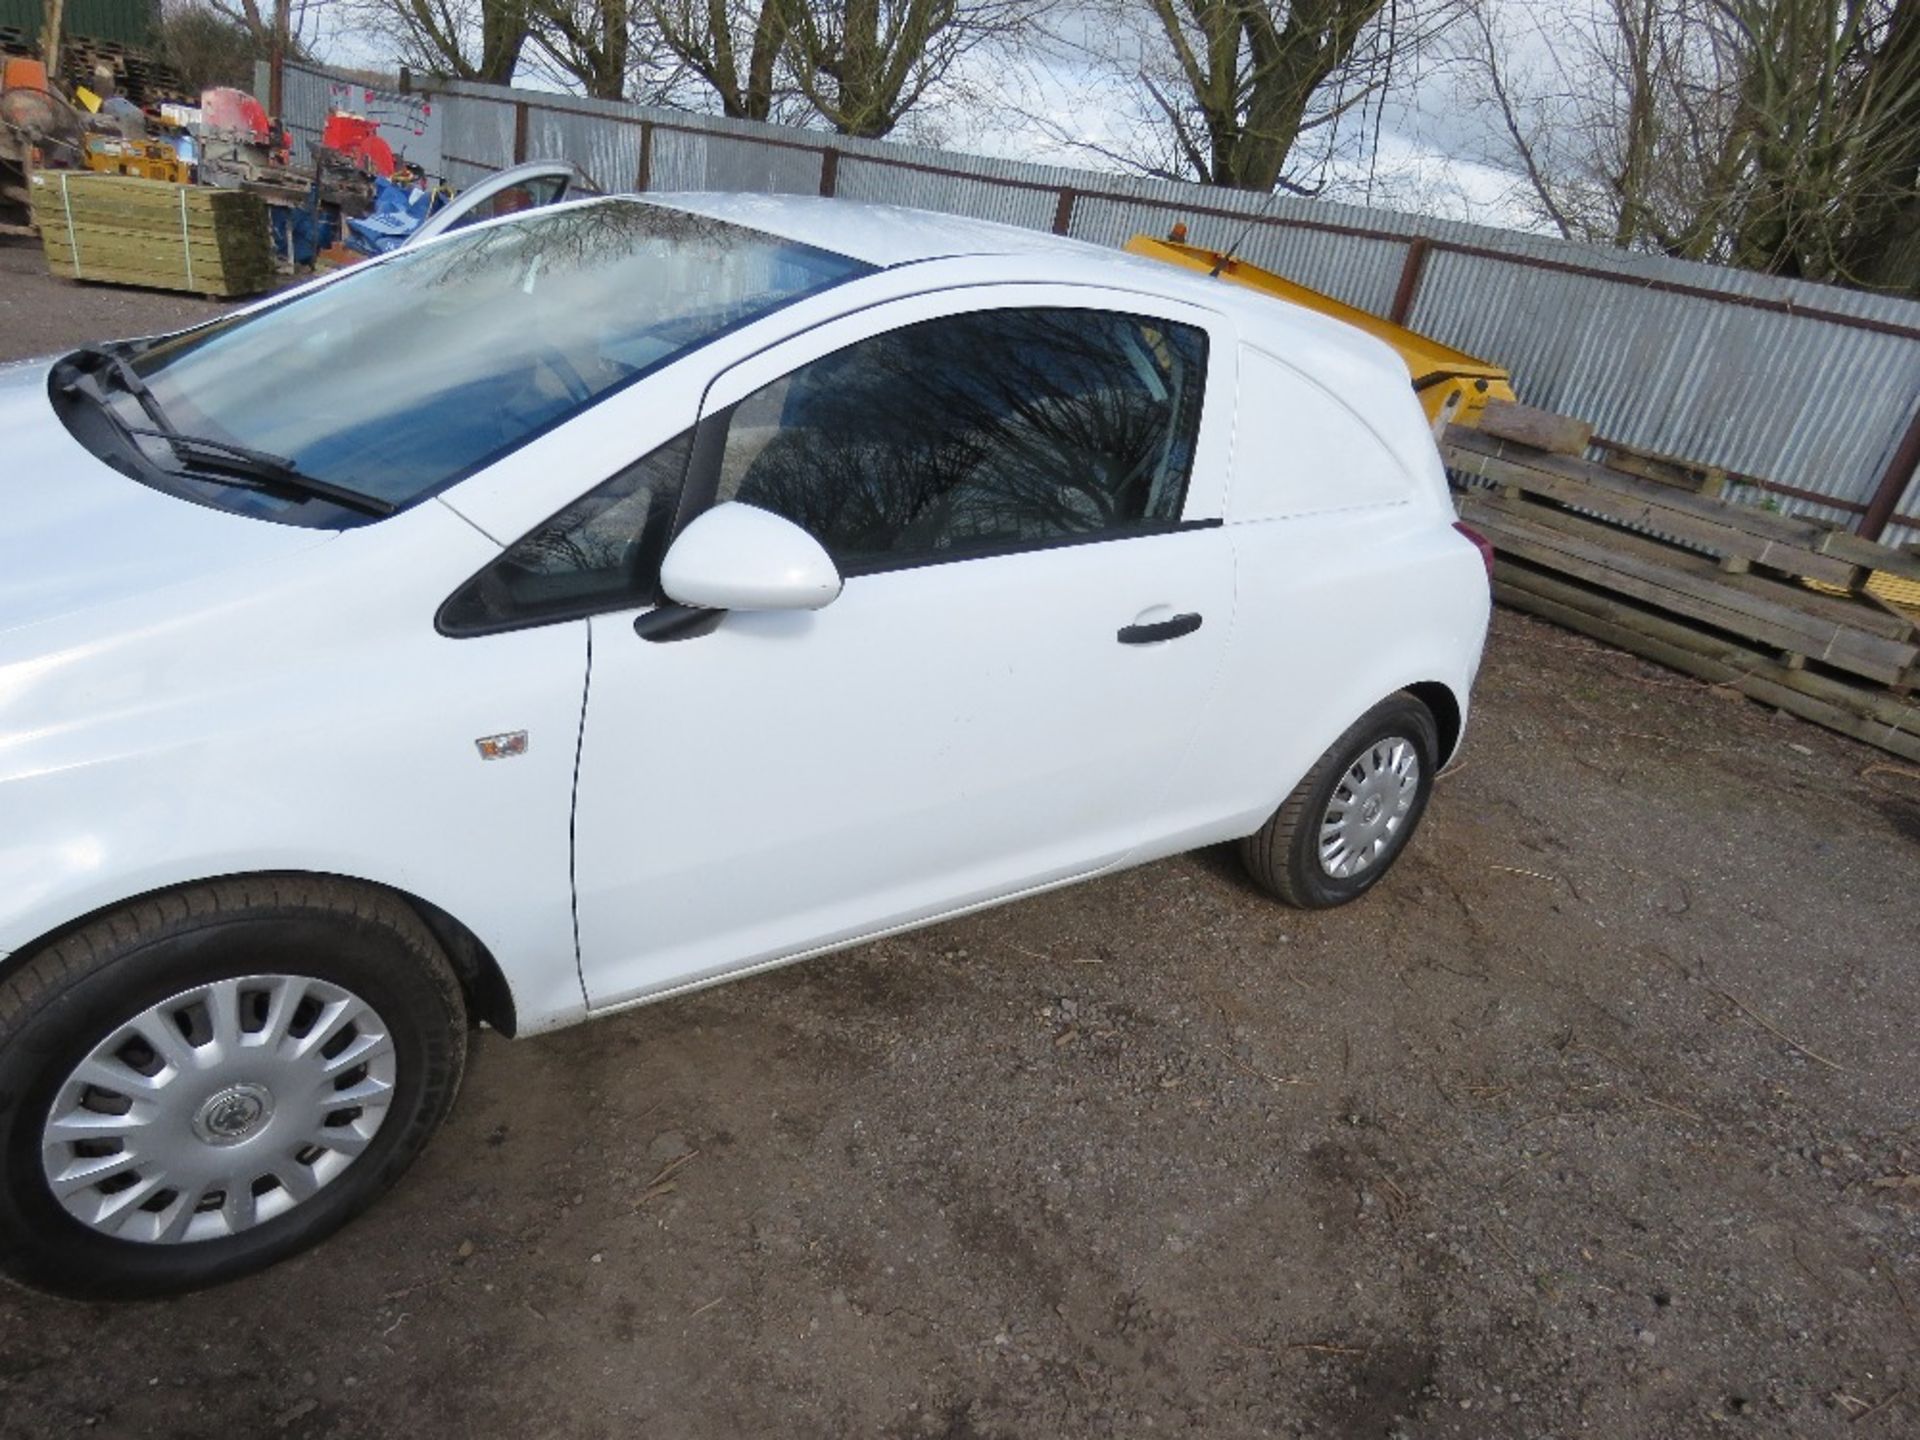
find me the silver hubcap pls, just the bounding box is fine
[1319,736,1421,879]
[40,975,397,1245]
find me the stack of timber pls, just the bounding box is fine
[1444,413,1920,764]
[28,170,271,297]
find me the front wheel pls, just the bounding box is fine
[0,877,467,1300]
[1240,693,1439,908]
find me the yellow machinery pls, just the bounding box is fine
[1126,232,1518,430]
[83,135,190,184]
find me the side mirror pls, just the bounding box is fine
[655,501,842,618]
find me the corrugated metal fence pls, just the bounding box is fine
[274,58,1920,547]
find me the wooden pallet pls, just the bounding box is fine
[1457,491,1918,686]
[1447,425,1920,593]
[1495,561,1920,764]
[60,37,186,107]
[1444,426,1920,762]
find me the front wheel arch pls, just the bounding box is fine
[2,871,518,1039]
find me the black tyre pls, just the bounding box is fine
[0,876,467,1300]
[1240,693,1439,909]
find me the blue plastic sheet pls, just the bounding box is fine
[345,178,434,255]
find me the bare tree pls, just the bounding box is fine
[647,0,1034,134]
[780,0,1034,136]
[646,0,792,118]
[1154,0,1382,188]
[159,0,293,87]
[1838,0,1920,291]
[343,0,535,83]
[528,0,634,95]
[1026,0,1462,191]
[525,0,703,97]
[1463,0,1920,293]
[187,0,344,67]
[1456,0,1720,243]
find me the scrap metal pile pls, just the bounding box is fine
[2,22,446,294]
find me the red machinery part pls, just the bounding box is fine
[320,111,396,176]
[199,87,271,141]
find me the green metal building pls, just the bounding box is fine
[0,0,161,48]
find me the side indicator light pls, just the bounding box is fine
[475,731,529,761]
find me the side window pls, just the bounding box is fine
[447,175,570,233]
[439,428,693,635]
[715,307,1208,572]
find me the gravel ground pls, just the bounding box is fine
[1,240,1917,1439]
[0,238,229,360]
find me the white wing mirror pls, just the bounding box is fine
[658,502,843,614]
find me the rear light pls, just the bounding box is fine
[1453,521,1495,581]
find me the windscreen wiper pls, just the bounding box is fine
[59,344,396,518]
[62,343,170,432]
[120,426,397,516]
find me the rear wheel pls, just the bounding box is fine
[1240,693,1439,908]
[0,877,466,1300]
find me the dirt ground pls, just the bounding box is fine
[1,240,1917,1439]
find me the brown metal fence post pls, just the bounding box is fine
[1859,403,1920,542]
[819,147,839,197]
[1052,188,1076,235]
[1389,238,1431,325]
[513,102,529,164]
[266,0,291,121]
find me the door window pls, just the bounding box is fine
[439,428,693,635]
[445,174,570,233]
[714,307,1208,572]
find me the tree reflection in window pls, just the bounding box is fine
[717,308,1207,570]
[439,428,694,634]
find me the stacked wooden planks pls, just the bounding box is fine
[29,170,272,297]
[1445,423,1920,763]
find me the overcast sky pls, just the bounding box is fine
[909,36,1550,232]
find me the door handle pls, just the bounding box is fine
[1117,612,1203,645]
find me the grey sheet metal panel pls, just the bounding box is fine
[440,96,517,173]
[647,126,821,195]
[527,107,642,192]
[834,155,1059,230]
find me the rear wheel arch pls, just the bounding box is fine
[2,871,518,1039]
[1405,680,1463,767]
